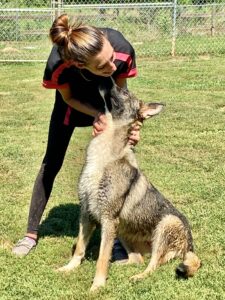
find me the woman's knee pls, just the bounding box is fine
[41,158,63,177]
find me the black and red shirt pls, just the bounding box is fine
[43,28,137,126]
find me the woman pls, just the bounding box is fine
[12,14,140,257]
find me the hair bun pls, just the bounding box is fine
[68,26,73,36]
[49,14,70,46]
[49,13,105,63]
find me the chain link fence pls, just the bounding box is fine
[0,0,225,61]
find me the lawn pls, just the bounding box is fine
[0,56,224,299]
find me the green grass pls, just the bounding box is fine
[0,57,225,299]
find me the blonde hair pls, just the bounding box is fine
[49,14,105,64]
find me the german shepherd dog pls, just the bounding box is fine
[58,81,201,291]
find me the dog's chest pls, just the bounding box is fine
[79,153,104,198]
[78,136,114,220]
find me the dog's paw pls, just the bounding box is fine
[90,283,105,293]
[56,256,82,273]
[90,284,101,293]
[90,277,106,292]
[130,272,147,282]
[56,265,73,273]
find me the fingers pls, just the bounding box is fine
[128,120,142,146]
[92,113,108,137]
[130,120,143,131]
[92,114,142,144]
[128,130,140,146]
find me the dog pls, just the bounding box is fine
[58,81,201,292]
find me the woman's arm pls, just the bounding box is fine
[58,87,98,117]
[59,78,127,115]
[58,86,107,136]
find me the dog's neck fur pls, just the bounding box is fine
[85,112,135,170]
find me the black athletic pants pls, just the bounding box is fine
[27,93,94,234]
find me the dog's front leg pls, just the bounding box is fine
[58,214,96,272]
[90,219,117,292]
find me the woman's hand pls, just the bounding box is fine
[92,113,108,136]
[92,113,142,147]
[128,121,142,146]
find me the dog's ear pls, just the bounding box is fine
[140,102,165,119]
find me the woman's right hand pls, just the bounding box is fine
[92,113,108,136]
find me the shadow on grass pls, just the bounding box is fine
[38,203,100,260]
[39,203,81,238]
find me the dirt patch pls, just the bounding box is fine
[0,92,11,96]
[1,47,20,53]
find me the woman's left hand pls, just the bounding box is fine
[128,121,142,146]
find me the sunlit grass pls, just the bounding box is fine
[0,57,224,299]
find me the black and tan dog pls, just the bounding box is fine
[58,82,201,291]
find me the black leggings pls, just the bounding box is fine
[27,95,94,234]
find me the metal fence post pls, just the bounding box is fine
[51,0,62,20]
[15,9,18,42]
[211,3,216,36]
[56,0,62,18]
[51,0,56,22]
[171,0,177,57]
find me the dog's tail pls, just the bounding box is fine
[176,251,201,279]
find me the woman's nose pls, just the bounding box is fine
[109,62,117,71]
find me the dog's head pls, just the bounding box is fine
[99,79,164,124]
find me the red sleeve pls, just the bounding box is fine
[42,46,73,89]
[113,51,137,79]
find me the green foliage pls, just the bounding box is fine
[0,58,225,299]
[2,0,225,8]
[1,0,51,8]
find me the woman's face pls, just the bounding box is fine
[84,38,117,77]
